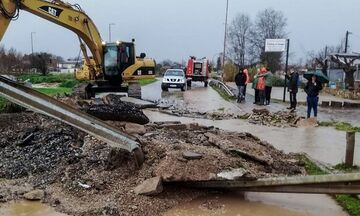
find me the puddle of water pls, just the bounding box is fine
[164,192,348,216]
[0,201,67,216]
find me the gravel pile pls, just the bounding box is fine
[248,108,299,127]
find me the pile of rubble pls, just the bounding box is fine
[247,108,299,127]
[0,111,305,215]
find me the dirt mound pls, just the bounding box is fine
[0,113,84,179]
[0,112,305,216]
[248,108,299,127]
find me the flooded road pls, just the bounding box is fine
[142,80,241,114]
[164,192,348,216]
[145,110,360,166]
[0,201,66,216]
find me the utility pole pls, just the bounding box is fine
[222,0,229,70]
[109,23,115,43]
[345,31,352,53]
[31,32,36,55]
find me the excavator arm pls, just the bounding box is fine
[0,0,103,79]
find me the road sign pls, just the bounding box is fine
[265,39,287,52]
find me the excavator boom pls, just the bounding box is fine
[0,0,103,78]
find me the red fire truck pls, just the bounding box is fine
[186,57,209,88]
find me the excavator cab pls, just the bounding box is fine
[103,42,135,85]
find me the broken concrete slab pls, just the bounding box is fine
[125,123,146,135]
[217,168,248,180]
[120,97,157,109]
[23,189,45,201]
[229,149,273,166]
[296,118,318,127]
[134,177,163,196]
[158,124,187,131]
[182,151,203,160]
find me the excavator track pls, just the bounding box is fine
[0,76,145,166]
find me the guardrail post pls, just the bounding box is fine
[345,131,356,166]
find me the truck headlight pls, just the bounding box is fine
[162,78,167,82]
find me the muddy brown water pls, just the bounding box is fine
[164,192,348,216]
[0,201,66,216]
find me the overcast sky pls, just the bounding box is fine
[1,0,360,64]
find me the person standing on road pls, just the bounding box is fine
[243,68,250,99]
[252,69,260,104]
[235,68,247,103]
[256,67,267,106]
[305,75,323,119]
[286,69,299,111]
[258,68,273,105]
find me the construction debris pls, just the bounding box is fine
[248,108,299,127]
[134,177,163,196]
[0,110,306,215]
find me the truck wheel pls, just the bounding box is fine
[204,81,208,88]
[161,87,168,91]
[181,86,186,92]
[128,82,142,99]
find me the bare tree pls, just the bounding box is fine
[330,54,360,90]
[249,8,287,72]
[227,13,251,67]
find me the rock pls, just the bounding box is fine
[252,108,270,115]
[217,168,248,180]
[159,124,187,131]
[125,123,146,135]
[230,149,273,166]
[296,118,318,127]
[120,97,157,109]
[23,189,45,200]
[182,151,203,160]
[134,177,163,196]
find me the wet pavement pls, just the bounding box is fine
[142,79,240,114]
[0,201,66,216]
[164,192,348,216]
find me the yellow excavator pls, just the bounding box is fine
[0,0,156,98]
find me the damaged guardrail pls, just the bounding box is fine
[209,79,235,97]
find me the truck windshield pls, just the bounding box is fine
[165,70,184,77]
[104,45,119,76]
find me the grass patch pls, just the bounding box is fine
[319,121,360,133]
[335,195,360,216]
[210,84,236,101]
[301,156,360,216]
[18,73,75,84]
[300,156,328,175]
[59,79,80,88]
[34,87,72,96]
[0,97,25,113]
[334,163,359,172]
[138,79,157,86]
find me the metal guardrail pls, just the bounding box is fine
[209,79,235,97]
[0,76,144,165]
[174,173,360,194]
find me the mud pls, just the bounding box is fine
[164,192,349,216]
[0,200,66,216]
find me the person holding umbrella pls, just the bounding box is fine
[304,70,329,119]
